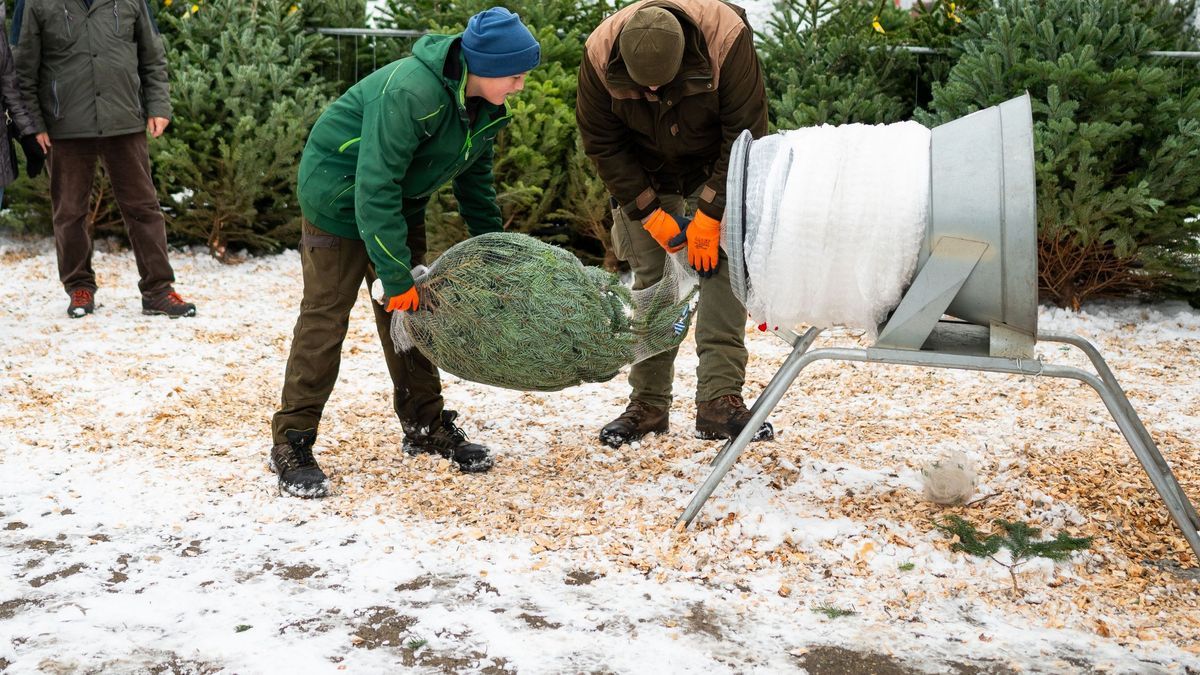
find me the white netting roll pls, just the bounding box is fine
[739,122,931,336]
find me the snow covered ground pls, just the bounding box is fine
[1,237,1198,673]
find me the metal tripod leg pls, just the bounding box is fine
[1039,332,1200,561]
[710,328,823,468]
[677,330,1200,563]
[679,328,822,528]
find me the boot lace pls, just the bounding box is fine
[442,417,469,444]
[70,288,93,307]
[162,292,188,307]
[616,400,657,425]
[715,394,748,414]
[279,435,317,471]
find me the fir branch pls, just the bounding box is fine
[934,516,1092,594]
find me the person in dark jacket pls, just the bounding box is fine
[269,7,540,498]
[12,0,196,319]
[0,2,44,205]
[577,0,773,448]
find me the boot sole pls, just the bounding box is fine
[142,308,197,318]
[404,444,494,473]
[599,428,668,449]
[694,423,775,442]
[278,479,332,499]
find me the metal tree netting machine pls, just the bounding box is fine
[679,94,1200,563]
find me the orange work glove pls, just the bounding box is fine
[641,208,687,253]
[687,211,721,276]
[385,287,420,313]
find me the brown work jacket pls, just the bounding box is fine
[577,0,768,221]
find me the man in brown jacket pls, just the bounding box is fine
[577,0,773,448]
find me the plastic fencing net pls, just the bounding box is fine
[724,122,931,337]
[391,232,698,392]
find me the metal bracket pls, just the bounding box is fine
[875,236,989,351]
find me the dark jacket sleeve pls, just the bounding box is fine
[696,29,768,221]
[576,56,660,221]
[0,5,37,136]
[134,0,171,119]
[452,142,504,236]
[11,0,46,134]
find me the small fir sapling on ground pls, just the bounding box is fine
[934,515,1092,595]
[811,604,857,619]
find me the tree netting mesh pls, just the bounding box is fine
[724,123,930,337]
[390,232,698,392]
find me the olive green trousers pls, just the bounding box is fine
[271,219,443,445]
[609,195,749,409]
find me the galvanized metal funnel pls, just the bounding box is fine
[726,93,1038,358]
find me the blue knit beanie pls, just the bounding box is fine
[461,8,540,77]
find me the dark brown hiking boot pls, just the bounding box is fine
[67,288,95,318]
[142,291,196,318]
[695,394,774,442]
[269,428,331,498]
[403,410,494,473]
[599,399,669,448]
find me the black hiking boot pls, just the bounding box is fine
[695,394,774,442]
[67,288,95,318]
[142,291,197,318]
[269,428,331,498]
[403,410,494,473]
[598,399,668,448]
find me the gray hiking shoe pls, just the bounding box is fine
[142,291,196,318]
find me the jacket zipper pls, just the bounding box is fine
[432,113,510,189]
[52,80,60,118]
[63,5,72,37]
[114,1,119,31]
[460,115,509,160]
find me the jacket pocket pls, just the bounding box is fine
[113,1,136,41]
[299,220,342,308]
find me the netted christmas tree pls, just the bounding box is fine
[917,0,1200,308]
[146,0,337,254]
[391,233,697,392]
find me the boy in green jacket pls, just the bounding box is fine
[269,8,540,498]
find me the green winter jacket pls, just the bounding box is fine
[298,34,510,297]
[11,0,172,138]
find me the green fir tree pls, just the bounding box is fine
[146,0,336,254]
[760,0,973,130]
[917,0,1200,308]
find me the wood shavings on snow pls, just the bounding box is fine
[1,236,1197,672]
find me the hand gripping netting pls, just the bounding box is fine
[391,232,697,392]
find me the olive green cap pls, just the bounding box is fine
[618,7,685,87]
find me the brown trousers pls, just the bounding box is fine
[271,218,444,445]
[47,132,176,299]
